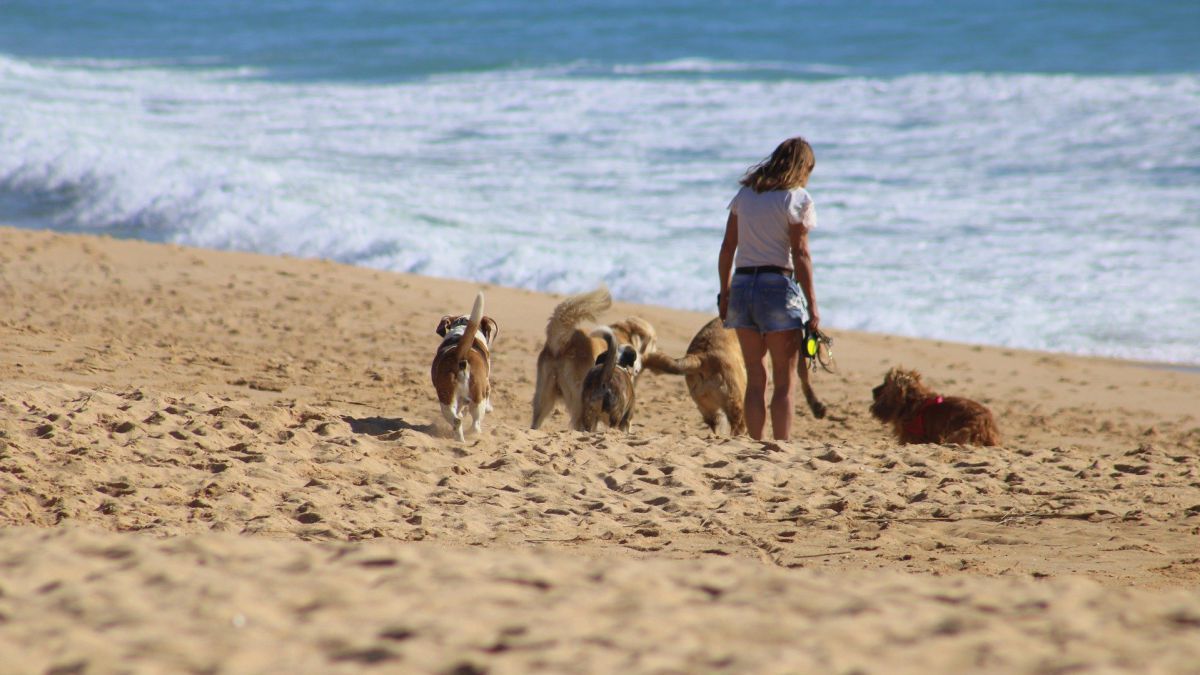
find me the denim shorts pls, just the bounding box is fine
[723,272,808,333]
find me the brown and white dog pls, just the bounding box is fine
[430,292,499,441]
[644,317,827,435]
[577,326,640,432]
[870,367,1000,446]
[530,286,656,430]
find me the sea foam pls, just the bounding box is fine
[2,55,1198,364]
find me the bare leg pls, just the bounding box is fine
[735,328,768,440]
[765,330,801,440]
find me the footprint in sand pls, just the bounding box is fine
[95,481,136,497]
[328,646,398,665]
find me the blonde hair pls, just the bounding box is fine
[740,137,815,193]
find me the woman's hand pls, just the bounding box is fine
[806,310,820,334]
[718,291,730,320]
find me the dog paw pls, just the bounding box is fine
[810,401,828,419]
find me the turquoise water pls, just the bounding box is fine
[3,1,1196,79]
[2,1,1198,363]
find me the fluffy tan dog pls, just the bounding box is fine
[430,292,499,441]
[870,367,1000,446]
[530,286,656,430]
[577,326,639,432]
[643,318,747,435]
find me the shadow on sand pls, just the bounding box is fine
[341,415,439,437]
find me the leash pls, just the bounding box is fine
[803,324,836,373]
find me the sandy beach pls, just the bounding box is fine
[2,224,1199,673]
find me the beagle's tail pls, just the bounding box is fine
[454,292,485,368]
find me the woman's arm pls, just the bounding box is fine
[717,212,738,320]
[790,223,819,332]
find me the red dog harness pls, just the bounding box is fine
[904,396,944,439]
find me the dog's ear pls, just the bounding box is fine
[892,367,920,390]
[480,317,499,345]
[618,345,638,370]
[626,317,656,355]
[618,345,641,375]
[627,334,643,354]
[436,316,455,337]
[885,366,912,387]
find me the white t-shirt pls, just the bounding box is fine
[728,185,817,269]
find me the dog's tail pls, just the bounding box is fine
[642,351,703,376]
[545,285,612,355]
[590,326,619,389]
[454,292,485,368]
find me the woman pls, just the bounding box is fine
[717,137,820,441]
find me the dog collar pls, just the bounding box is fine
[904,395,944,439]
[443,321,490,353]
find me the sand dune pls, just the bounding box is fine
[2,225,1199,673]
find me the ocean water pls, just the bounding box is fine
[2,1,1198,365]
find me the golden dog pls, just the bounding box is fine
[870,367,1000,446]
[530,286,655,430]
[644,318,827,435]
[643,318,746,435]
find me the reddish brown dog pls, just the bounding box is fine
[431,292,499,441]
[870,367,1000,446]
